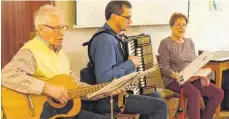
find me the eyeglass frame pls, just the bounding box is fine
[115,14,132,20]
[43,25,68,32]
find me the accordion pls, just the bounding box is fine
[124,34,156,95]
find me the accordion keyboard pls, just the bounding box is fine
[125,34,155,95]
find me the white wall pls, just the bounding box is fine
[63,0,229,76]
[187,0,229,51]
[76,0,189,27]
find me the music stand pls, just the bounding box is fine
[86,66,159,119]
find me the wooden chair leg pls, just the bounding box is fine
[167,98,175,119]
[165,97,179,119]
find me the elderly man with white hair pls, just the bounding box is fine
[1,4,120,119]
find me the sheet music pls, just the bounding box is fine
[179,51,214,84]
[86,66,159,98]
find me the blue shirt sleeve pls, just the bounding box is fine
[90,34,135,84]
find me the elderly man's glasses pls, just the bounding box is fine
[115,14,131,20]
[43,25,68,32]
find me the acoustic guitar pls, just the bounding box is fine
[1,74,135,119]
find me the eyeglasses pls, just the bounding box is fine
[43,25,68,32]
[115,14,132,20]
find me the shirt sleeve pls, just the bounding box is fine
[1,49,45,95]
[158,40,174,78]
[91,34,135,84]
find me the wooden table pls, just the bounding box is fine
[205,59,229,118]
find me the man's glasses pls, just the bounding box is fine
[43,25,68,32]
[115,14,132,20]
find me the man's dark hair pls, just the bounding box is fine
[105,1,132,20]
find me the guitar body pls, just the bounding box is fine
[2,75,81,119]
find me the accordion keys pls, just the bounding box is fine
[124,34,155,95]
[139,77,145,87]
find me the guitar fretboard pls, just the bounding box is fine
[68,82,109,99]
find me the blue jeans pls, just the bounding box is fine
[124,92,168,119]
[78,91,167,119]
[69,110,109,119]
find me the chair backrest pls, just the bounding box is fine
[151,55,165,88]
[150,67,165,88]
[156,55,159,63]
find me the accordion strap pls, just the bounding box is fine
[82,28,116,66]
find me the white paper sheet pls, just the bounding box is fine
[179,51,214,84]
[86,66,159,98]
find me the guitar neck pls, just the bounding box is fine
[68,82,109,99]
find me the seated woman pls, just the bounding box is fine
[158,12,224,119]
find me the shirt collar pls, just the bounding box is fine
[103,23,128,41]
[104,23,124,39]
[36,35,62,53]
[103,23,116,33]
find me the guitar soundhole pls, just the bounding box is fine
[51,98,61,104]
[40,100,74,119]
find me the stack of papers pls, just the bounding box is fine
[211,50,229,61]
